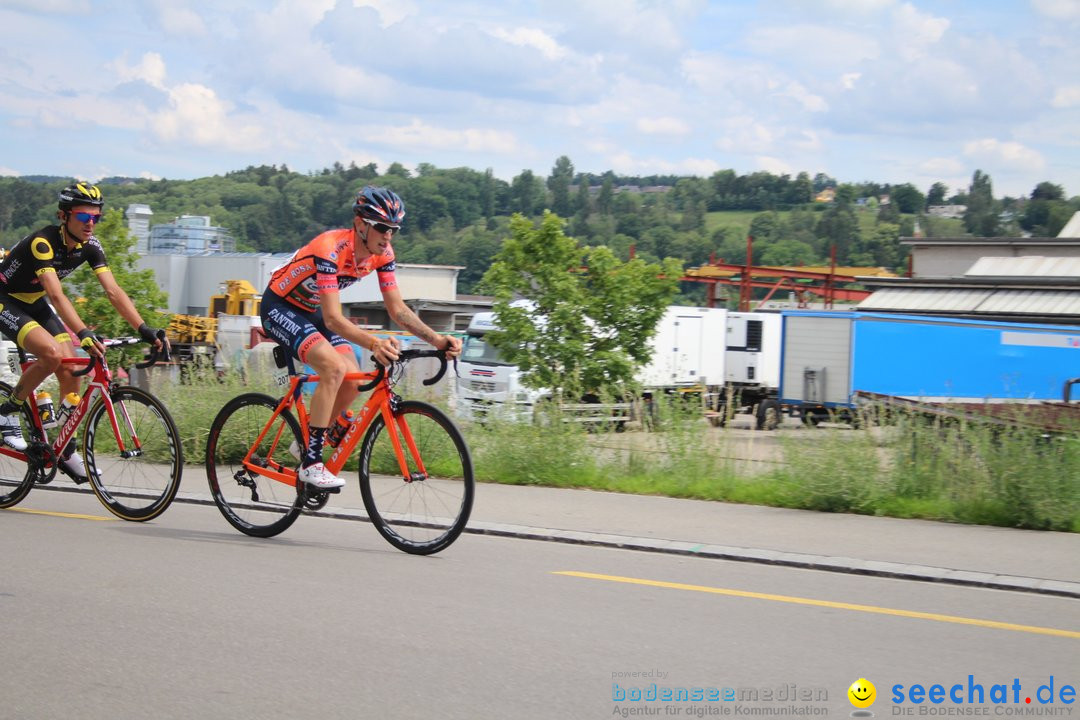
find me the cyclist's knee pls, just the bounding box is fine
[321,356,348,387]
[35,343,64,372]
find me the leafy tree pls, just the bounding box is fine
[926,182,948,208]
[479,212,681,401]
[889,184,925,214]
[759,238,816,266]
[510,170,544,216]
[547,156,574,217]
[815,205,859,262]
[1031,181,1065,202]
[964,170,1000,236]
[597,175,615,215]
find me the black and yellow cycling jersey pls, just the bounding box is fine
[0,224,109,303]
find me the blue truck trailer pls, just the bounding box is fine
[778,310,1080,425]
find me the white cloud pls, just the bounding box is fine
[150,1,207,35]
[841,73,862,90]
[963,138,1046,172]
[1052,85,1080,108]
[714,117,776,154]
[635,117,691,136]
[780,81,828,112]
[743,24,879,70]
[920,157,966,176]
[756,156,797,176]
[0,166,19,176]
[109,52,168,89]
[151,83,267,152]
[490,27,568,61]
[0,0,83,12]
[352,0,418,27]
[607,151,720,177]
[1031,0,1080,20]
[367,118,520,155]
[890,2,949,60]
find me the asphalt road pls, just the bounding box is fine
[1,490,1077,720]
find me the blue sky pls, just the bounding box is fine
[1,0,1078,198]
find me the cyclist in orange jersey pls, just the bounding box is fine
[261,186,461,490]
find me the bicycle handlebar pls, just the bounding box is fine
[70,332,171,375]
[358,349,450,392]
[134,330,171,369]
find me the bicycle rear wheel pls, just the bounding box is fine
[0,381,35,509]
[84,386,183,521]
[358,401,474,555]
[206,393,303,538]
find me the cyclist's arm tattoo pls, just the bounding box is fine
[391,306,446,348]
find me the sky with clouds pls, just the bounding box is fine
[1,0,1078,198]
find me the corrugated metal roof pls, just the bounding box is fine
[976,290,1080,315]
[1059,211,1080,238]
[858,288,992,312]
[858,287,1080,317]
[965,256,1080,277]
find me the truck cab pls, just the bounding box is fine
[456,312,546,422]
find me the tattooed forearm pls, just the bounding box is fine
[392,307,444,347]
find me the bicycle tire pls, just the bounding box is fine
[84,385,184,522]
[358,401,474,555]
[0,381,35,509]
[206,393,304,538]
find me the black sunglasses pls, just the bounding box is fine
[73,211,103,224]
[362,218,399,234]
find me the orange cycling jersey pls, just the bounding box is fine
[267,229,397,312]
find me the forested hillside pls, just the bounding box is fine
[1,159,1075,296]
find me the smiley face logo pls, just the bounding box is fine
[848,678,876,708]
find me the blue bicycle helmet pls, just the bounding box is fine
[353,186,405,226]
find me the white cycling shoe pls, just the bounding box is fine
[0,412,27,451]
[297,462,345,490]
[59,451,100,485]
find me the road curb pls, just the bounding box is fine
[461,520,1080,599]
[33,485,1080,599]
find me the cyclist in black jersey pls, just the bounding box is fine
[0,182,168,483]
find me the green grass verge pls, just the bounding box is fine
[157,375,1080,532]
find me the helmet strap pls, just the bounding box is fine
[354,221,377,259]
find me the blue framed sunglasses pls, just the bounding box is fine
[73,212,103,224]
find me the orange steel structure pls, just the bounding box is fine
[681,237,897,310]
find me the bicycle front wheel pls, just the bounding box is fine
[0,381,35,509]
[84,386,183,522]
[206,393,303,538]
[358,401,474,555]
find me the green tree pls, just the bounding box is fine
[67,209,169,364]
[964,170,1000,236]
[597,175,615,215]
[926,182,948,208]
[547,156,574,217]
[511,170,543,216]
[479,212,681,401]
[889,183,925,214]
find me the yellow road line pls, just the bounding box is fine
[554,571,1080,640]
[7,508,114,522]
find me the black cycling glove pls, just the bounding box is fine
[137,323,160,344]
